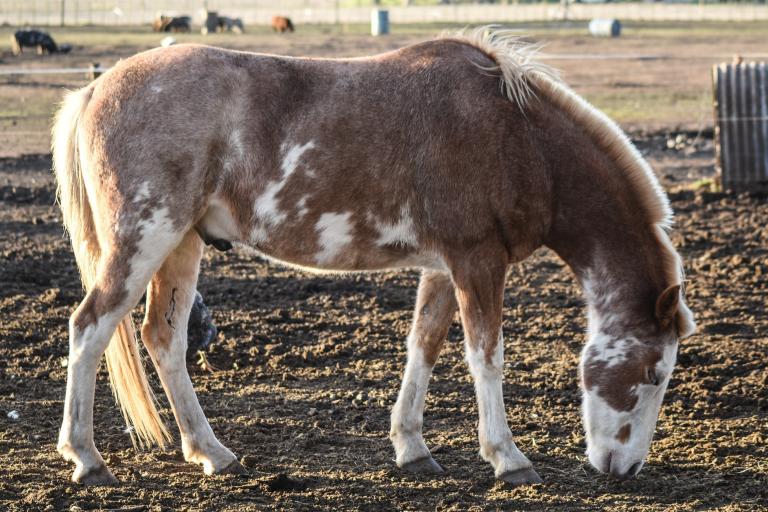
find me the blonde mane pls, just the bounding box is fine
[451,27,685,292]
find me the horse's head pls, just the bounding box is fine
[580,284,696,480]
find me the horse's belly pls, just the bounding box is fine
[197,197,445,273]
[250,214,444,273]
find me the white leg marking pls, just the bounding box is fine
[390,331,434,466]
[148,334,236,474]
[59,208,184,482]
[58,313,122,479]
[466,333,532,476]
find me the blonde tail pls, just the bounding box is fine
[52,87,171,450]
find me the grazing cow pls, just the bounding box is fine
[217,16,244,34]
[271,16,294,33]
[11,30,71,55]
[153,15,192,33]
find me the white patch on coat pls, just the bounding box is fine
[134,208,175,263]
[254,141,315,227]
[374,206,417,247]
[221,128,246,173]
[296,195,309,219]
[133,181,151,203]
[229,129,244,159]
[587,335,639,368]
[315,211,354,265]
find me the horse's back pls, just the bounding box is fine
[76,40,550,271]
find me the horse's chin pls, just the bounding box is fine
[586,442,648,480]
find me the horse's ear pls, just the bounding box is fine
[655,284,681,330]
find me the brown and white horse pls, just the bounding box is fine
[52,28,695,486]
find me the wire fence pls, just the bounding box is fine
[1,0,767,26]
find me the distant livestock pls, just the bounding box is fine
[153,15,192,33]
[271,16,294,33]
[217,16,244,34]
[11,30,71,55]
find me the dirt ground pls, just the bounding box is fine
[0,23,766,511]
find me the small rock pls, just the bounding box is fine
[241,454,259,468]
[267,473,307,492]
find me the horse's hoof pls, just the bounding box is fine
[498,467,543,487]
[401,456,444,474]
[218,459,248,475]
[74,464,119,486]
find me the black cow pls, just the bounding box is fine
[11,30,71,55]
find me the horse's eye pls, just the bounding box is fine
[645,367,660,386]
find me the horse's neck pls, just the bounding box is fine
[540,125,668,338]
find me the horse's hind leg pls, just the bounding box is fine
[141,231,244,475]
[390,270,457,473]
[58,234,183,484]
[450,246,542,487]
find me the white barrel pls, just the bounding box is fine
[371,10,389,36]
[588,19,621,38]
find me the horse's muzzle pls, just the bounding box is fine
[604,452,643,481]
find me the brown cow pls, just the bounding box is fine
[152,15,191,33]
[271,16,294,33]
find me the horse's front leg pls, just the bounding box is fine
[141,232,244,476]
[451,248,542,486]
[390,270,457,473]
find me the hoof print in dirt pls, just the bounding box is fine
[267,473,308,492]
[401,456,444,474]
[74,465,119,486]
[186,291,217,356]
[498,467,544,487]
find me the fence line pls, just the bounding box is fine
[2,3,768,26]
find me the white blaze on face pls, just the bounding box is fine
[315,211,354,265]
[587,333,641,368]
[582,337,678,477]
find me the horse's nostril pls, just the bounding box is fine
[629,461,642,476]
